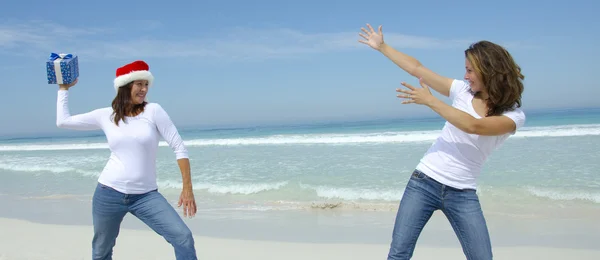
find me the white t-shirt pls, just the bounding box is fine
[56,90,189,194]
[415,79,525,190]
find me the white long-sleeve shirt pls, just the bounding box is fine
[56,90,189,194]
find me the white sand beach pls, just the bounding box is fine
[1,215,600,260]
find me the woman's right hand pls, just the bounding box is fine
[359,23,385,50]
[59,78,78,90]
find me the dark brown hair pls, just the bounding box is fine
[465,41,524,117]
[111,82,147,126]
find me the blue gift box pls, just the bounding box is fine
[46,53,79,84]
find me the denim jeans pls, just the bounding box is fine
[92,183,197,260]
[387,170,493,260]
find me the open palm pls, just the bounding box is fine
[358,24,384,50]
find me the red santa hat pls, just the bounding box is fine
[113,60,154,92]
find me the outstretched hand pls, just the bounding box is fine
[358,23,384,50]
[58,78,78,90]
[178,188,197,218]
[397,78,437,106]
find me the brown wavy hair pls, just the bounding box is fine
[111,82,147,126]
[465,41,524,117]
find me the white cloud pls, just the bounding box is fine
[0,20,529,61]
[0,21,105,46]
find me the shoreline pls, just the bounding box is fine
[2,193,600,247]
[1,217,600,260]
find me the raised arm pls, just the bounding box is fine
[56,80,102,130]
[359,24,453,97]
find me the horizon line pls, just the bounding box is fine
[1,106,599,140]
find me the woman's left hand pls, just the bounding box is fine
[178,188,197,218]
[396,78,437,106]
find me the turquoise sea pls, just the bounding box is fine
[1,107,599,217]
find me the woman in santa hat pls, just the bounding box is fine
[56,60,198,259]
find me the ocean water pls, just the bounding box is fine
[1,107,599,219]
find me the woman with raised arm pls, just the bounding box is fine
[359,24,525,260]
[56,60,198,260]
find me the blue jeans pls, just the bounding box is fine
[388,170,492,260]
[92,183,197,260]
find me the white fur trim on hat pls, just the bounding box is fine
[113,70,154,92]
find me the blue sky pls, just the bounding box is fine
[0,0,598,137]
